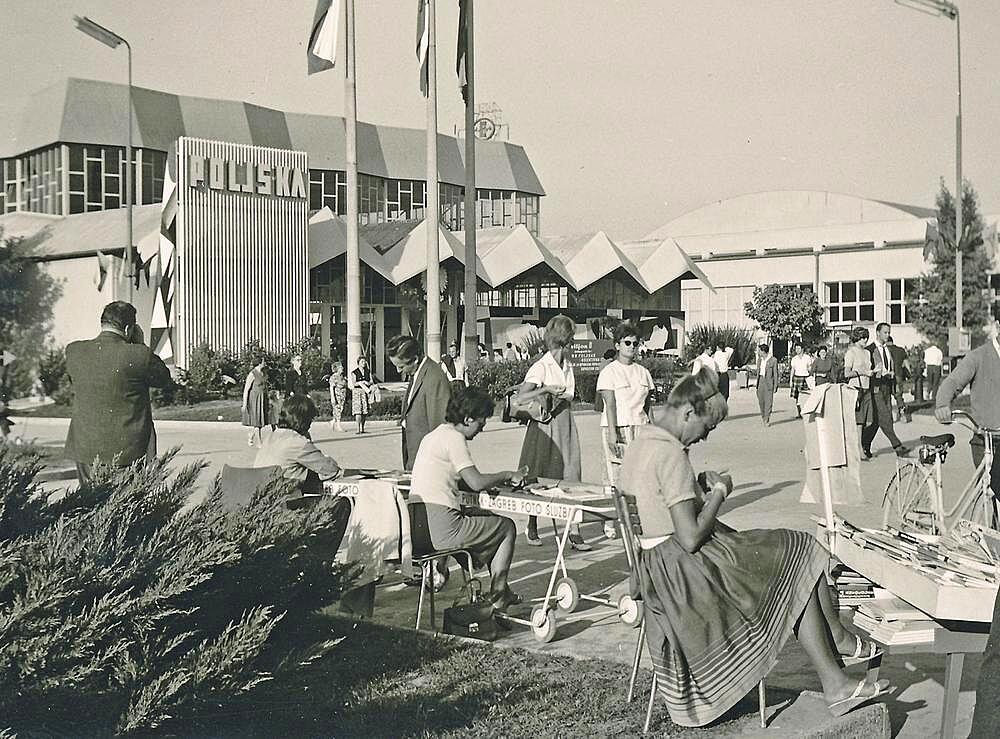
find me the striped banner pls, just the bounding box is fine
[308,0,340,74]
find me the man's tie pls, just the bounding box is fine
[881,346,890,374]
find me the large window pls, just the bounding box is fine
[885,278,923,325]
[825,280,874,323]
[309,169,347,215]
[386,178,426,221]
[13,146,63,215]
[358,173,385,225]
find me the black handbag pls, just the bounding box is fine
[442,580,499,641]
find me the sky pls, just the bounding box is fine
[2,0,999,240]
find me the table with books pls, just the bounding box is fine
[826,517,999,739]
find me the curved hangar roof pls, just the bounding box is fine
[5,78,544,196]
[646,190,934,240]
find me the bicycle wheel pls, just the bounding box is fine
[882,461,938,533]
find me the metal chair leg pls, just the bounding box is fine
[628,618,646,703]
[643,673,657,734]
[758,680,766,728]
[415,563,427,629]
[429,572,437,632]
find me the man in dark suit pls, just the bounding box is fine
[862,322,906,457]
[886,336,909,422]
[386,334,452,471]
[65,301,171,483]
[755,343,778,426]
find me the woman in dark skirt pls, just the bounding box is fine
[618,368,889,727]
[409,386,525,609]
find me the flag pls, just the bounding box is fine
[416,0,429,96]
[456,0,468,103]
[93,250,110,291]
[923,221,943,262]
[308,0,340,74]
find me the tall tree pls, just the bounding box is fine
[0,231,62,396]
[743,284,825,346]
[906,180,993,348]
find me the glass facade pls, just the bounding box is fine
[306,169,541,236]
[886,278,922,325]
[1,144,167,216]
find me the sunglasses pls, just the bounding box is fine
[621,339,637,346]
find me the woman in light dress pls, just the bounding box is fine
[241,358,269,447]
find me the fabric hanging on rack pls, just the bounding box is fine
[800,383,864,506]
[336,479,414,583]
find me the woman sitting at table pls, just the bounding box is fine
[618,367,889,727]
[409,386,524,610]
[253,394,342,494]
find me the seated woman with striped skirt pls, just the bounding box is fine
[618,368,890,727]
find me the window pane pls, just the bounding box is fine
[843,306,857,321]
[859,280,874,301]
[69,173,84,192]
[87,161,102,202]
[860,305,875,322]
[888,279,901,301]
[889,304,902,324]
[826,283,839,303]
[69,194,84,213]
[842,282,857,303]
[828,307,840,322]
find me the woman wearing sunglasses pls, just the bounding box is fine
[597,322,655,486]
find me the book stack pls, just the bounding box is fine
[831,565,887,608]
[852,597,936,645]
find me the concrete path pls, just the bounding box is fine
[14,388,985,737]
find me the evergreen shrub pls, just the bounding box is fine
[0,446,354,735]
[682,324,757,368]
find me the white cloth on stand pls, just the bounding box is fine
[336,479,413,584]
[800,383,864,506]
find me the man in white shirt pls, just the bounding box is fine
[691,347,717,375]
[711,345,736,400]
[923,343,944,401]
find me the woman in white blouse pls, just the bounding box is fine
[597,321,654,482]
[516,314,588,550]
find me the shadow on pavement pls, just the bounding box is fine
[724,480,799,514]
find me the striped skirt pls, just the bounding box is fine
[638,527,827,727]
[790,374,809,399]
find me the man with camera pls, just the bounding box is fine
[65,301,172,484]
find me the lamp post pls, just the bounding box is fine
[894,0,962,330]
[74,15,133,302]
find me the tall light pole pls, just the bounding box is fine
[74,15,134,302]
[895,0,962,329]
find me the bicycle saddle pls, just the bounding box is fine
[919,433,955,448]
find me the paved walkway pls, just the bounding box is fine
[14,388,986,737]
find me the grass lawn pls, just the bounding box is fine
[162,615,763,738]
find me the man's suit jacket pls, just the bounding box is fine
[867,342,897,391]
[887,344,908,386]
[757,356,778,393]
[65,331,171,466]
[401,358,452,471]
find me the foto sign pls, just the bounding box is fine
[187,155,307,199]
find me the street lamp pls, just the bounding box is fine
[74,15,134,301]
[894,0,963,332]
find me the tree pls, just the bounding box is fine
[906,180,993,348]
[0,230,62,396]
[744,284,825,346]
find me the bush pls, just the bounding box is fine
[466,359,532,400]
[0,446,354,735]
[308,389,402,421]
[37,347,67,397]
[683,324,757,368]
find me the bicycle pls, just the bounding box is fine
[881,410,998,535]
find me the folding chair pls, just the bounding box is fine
[610,487,768,733]
[218,464,282,511]
[408,501,478,631]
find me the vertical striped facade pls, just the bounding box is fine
[174,137,308,367]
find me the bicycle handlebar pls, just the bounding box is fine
[951,409,1000,436]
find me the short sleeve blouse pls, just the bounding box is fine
[408,424,476,510]
[524,351,575,401]
[617,425,702,537]
[596,360,654,427]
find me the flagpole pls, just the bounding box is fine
[462,0,478,364]
[425,0,441,360]
[344,0,362,380]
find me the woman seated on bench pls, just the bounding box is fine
[409,386,525,610]
[254,394,342,494]
[618,367,890,727]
